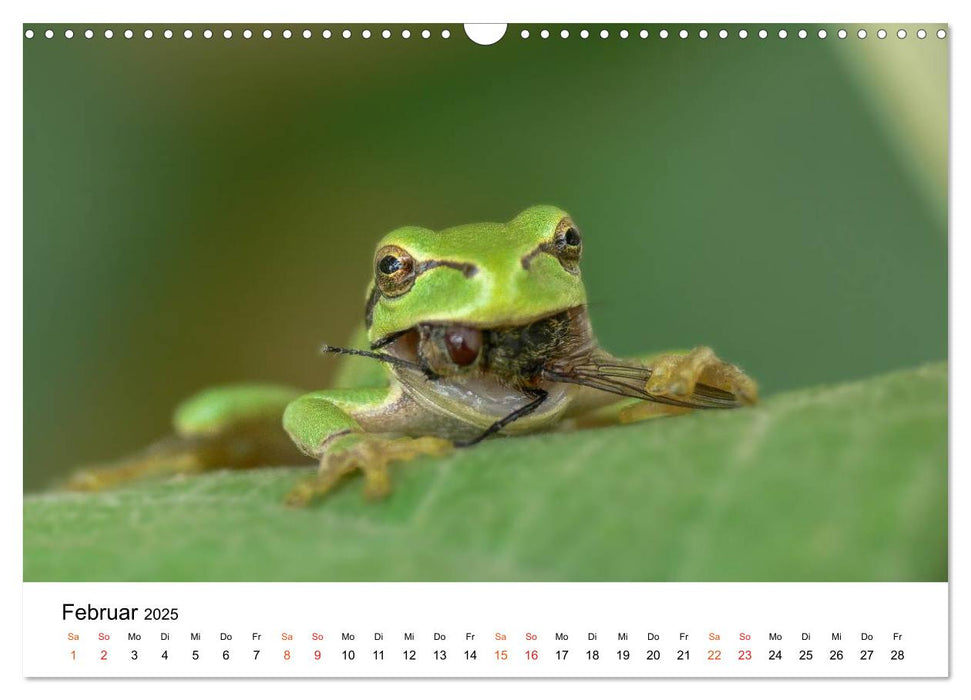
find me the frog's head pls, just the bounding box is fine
[365,205,588,345]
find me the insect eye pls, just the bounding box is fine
[374,245,416,297]
[444,326,483,367]
[553,218,582,272]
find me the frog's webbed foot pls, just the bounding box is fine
[284,434,454,507]
[618,347,756,423]
[645,346,758,406]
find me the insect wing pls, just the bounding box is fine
[543,356,742,409]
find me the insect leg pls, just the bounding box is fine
[455,388,549,447]
[321,344,440,380]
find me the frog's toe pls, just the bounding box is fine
[283,478,318,508]
[645,346,717,399]
[649,376,692,398]
[284,452,358,508]
[357,436,453,499]
[714,367,759,405]
[66,469,104,492]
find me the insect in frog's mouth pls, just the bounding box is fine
[321,304,743,410]
[378,305,597,383]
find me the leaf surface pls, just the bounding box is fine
[24,363,947,582]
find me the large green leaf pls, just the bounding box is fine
[24,363,947,582]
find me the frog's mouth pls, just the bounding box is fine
[341,305,594,429]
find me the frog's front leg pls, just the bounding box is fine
[282,386,453,507]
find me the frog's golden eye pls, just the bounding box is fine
[374,245,416,297]
[553,218,582,272]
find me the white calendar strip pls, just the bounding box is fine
[23,582,948,678]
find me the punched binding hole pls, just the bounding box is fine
[464,24,506,45]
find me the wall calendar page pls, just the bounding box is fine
[18,8,951,691]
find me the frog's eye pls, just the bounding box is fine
[553,218,582,273]
[374,245,417,297]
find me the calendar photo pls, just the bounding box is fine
[23,22,947,590]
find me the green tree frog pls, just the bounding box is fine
[69,206,757,506]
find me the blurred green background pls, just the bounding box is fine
[24,24,947,492]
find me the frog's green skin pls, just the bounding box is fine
[68,206,757,504]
